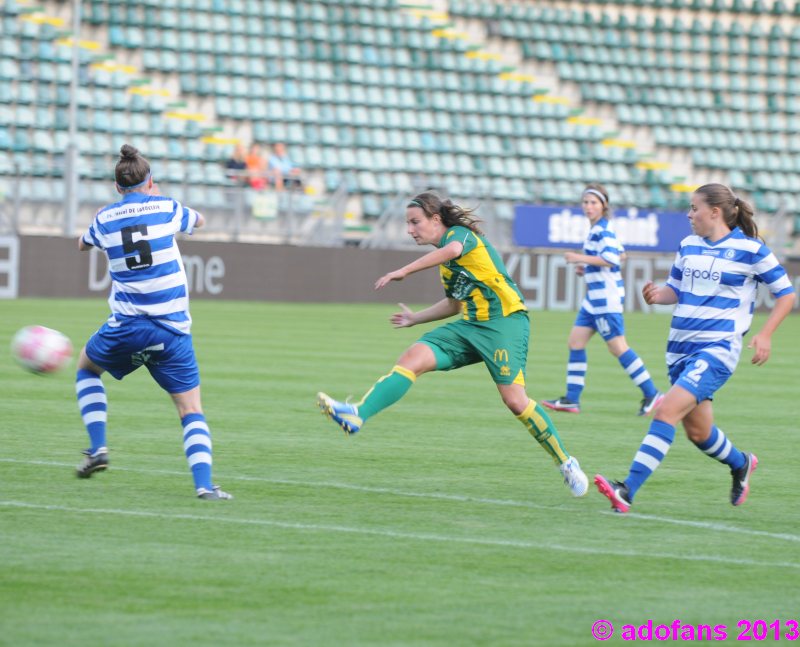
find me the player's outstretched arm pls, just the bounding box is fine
[375,241,463,290]
[747,292,796,365]
[390,298,461,328]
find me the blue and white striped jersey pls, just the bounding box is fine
[581,217,625,314]
[664,227,794,372]
[82,192,201,334]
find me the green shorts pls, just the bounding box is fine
[418,311,529,385]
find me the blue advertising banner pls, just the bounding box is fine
[512,205,692,252]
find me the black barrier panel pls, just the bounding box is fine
[7,236,800,312]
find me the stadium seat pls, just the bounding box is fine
[2,0,798,225]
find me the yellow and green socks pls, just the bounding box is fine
[357,365,416,421]
[517,399,570,465]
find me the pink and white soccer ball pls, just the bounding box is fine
[11,325,73,374]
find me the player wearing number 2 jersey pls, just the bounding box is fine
[595,184,795,513]
[73,144,231,500]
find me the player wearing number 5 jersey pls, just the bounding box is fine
[595,184,795,513]
[73,144,231,500]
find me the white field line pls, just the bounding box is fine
[1,499,798,571]
[2,457,799,545]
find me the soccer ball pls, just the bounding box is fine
[11,325,73,374]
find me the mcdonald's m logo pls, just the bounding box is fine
[493,348,509,363]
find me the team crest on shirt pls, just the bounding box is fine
[724,248,736,260]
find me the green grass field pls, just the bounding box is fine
[1,299,798,646]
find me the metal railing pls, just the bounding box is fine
[3,166,798,257]
[1,164,352,246]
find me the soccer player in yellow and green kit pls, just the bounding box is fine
[317,191,588,497]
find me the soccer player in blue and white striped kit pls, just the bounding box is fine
[596,184,795,512]
[544,184,663,416]
[74,144,231,500]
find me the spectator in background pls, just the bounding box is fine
[224,142,248,186]
[268,142,303,191]
[245,142,269,190]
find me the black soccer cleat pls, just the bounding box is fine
[594,474,632,513]
[76,448,109,478]
[638,392,664,416]
[542,396,581,413]
[730,452,758,506]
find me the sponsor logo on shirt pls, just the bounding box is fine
[450,272,475,300]
[683,265,722,296]
[683,267,721,281]
[493,349,509,363]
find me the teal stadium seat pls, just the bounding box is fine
[1,0,794,217]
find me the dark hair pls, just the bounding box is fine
[115,144,150,190]
[694,183,759,239]
[582,182,610,217]
[406,191,483,235]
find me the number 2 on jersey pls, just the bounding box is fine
[686,359,709,382]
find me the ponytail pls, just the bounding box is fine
[731,196,758,239]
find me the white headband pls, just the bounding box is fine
[583,188,607,205]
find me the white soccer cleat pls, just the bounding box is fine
[197,485,233,500]
[559,457,589,497]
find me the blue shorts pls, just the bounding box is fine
[574,307,625,341]
[85,319,200,394]
[668,353,732,403]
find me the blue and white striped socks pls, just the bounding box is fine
[182,413,213,491]
[76,368,107,454]
[565,348,587,402]
[693,425,746,471]
[76,370,218,493]
[618,349,658,398]
[624,419,676,500]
